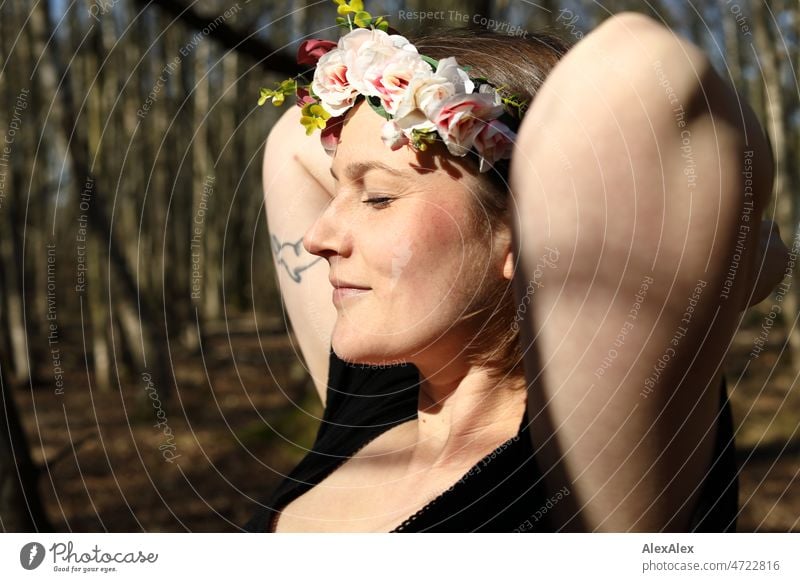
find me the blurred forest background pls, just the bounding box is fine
[0,0,797,532]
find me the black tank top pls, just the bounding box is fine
[242,348,738,532]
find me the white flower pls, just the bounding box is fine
[380,120,410,150]
[430,92,504,157]
[392,57,474,134]
[473,119,517,172]
[338,27,377,53]
[339,27,413,55]
[342,28,418,95]
[312,48,359,116]
[311,28,424,116]
[434,57,475,95]
[305,27,516,168]
[478,82,503,106]
[365,50,431,115]
[391,70,439,133]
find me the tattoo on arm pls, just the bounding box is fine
[271,234,323,283]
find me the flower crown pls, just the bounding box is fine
[258,0,527,173]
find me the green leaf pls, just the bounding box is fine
[420,54,439,70]
[374,17,389,32]
[353,10,371,28]
[337,16,356,31]
[366,96,391,120]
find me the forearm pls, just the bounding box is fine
[510,12,772,531]
[262,106,338,399]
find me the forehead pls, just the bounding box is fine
[331,100,475,183]
[332,101,418,174]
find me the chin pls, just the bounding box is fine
[331,335,408,368]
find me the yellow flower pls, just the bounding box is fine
[333,0,384,30]
[334,0,364,16]
[409,128,438,151]
[354,11,371,27]
[373,16,389,32]
[300,103,331,135]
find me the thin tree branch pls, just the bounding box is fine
[132,0,302,75]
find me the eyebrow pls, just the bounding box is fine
[329,161,416,181]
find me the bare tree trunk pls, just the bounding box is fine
[0,209,29,382]
[0,361,52,531]
[0,2,50,533]
[197,40,221,323]
[752,1,799,368]
[211,49,238,316]
[783,0,800,235]
[0,1,33,384]
[31,0,172,405]
[720,1,743,85]
[186,38,209,349]
[84,1,112,391]
[87,236,111,391]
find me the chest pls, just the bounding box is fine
[272,423,485,532]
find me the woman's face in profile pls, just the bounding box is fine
[303,100,511,367]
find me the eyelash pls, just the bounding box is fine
[363,196,393,209]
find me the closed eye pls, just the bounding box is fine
[363,196,393,209]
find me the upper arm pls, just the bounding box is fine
[264,106,337,408]
[510,12,771,531]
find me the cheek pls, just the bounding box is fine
[390,203,472,291]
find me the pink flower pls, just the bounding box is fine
[393,57,473,132]
[430,93,504,157]
[342,28,418,96]
[297,39,337,67]
[320,115,345,155]
[338,27,381,54]
[364,51,430,115]
[380,120,410,150]
[294,86,315,108]
[301,26,515,166]
[473,120,516,172]
[432,57,474,96]
[339,27,416,58]
[312,48,359,116]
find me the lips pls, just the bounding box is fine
[329,276,370,290]
[332,286,370,305]
[329,275,371,306]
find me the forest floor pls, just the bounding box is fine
[14,315,800,532]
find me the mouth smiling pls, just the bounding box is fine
[330,274,371,306]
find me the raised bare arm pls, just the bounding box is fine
[263,105,337,406]
[510,12,774,531]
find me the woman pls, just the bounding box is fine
[244,10,787,532]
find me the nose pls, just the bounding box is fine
[302,198,350,259]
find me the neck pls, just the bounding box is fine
[406,358,527,471]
